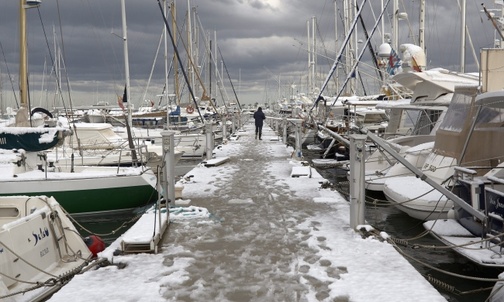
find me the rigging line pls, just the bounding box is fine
[482,3,504,41]
[37,3,83,150]
[356,2,384,82]
[80,0,122,97]
[142,28,165,103]
[191,10,221,112]
[391,239,504,283]
[329,0,391,110]
[54,1,74,114]
[315,29,339,95]
[194,10,230,108]
[217,46,242,111]
[157,0,204,124]
[36,9,61,106]
[0,41,19,108]
[309,0,369,114]
[173,9,212,109]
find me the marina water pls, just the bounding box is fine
[305,148,500,302]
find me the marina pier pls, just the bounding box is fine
[48,120,446,301]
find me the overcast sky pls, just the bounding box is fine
[0,0,499,111]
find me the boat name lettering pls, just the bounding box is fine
[40,247,49,258]
[32,227,50,246]
[0,137,6,145]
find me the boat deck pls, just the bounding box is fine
[49,120,446,301]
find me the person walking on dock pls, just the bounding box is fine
[253,107,266,140]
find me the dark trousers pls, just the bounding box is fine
[255,125,262,138]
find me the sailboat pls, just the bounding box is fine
[0,195,94,301]
[0,0,159,216]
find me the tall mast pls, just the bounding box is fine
[187,0,193,103]
[17,0,41,126]
[120,0,137,164]
[163,0,169,107]
[419,0,425,51]
[121,0,131,123]
[392,0,399,51]
[307,20,311,96]
[312,16,317,95]
[19,0,28,108]
[460,0,466,72]
[171,1,180,107]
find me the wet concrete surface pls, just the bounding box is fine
[161,124,347,301]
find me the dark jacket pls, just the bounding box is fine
[253,108,266,127]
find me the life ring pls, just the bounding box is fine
[186,105,194,114]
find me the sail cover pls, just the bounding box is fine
[0,127,68,151]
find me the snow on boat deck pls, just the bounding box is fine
[49,120,445,302]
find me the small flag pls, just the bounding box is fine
[386,48,402,75]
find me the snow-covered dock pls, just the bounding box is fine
[48,120,446,302]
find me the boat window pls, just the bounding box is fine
[475,105,504,128]
[412,109,444,135]
[0,207,20,217]
[363,113,388,123]
[401,110,420,129]
[438,93,472,132]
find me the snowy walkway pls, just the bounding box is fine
[49,120,446,302]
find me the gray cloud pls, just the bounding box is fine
[0,0,498,110]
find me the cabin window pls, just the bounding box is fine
[412,109,444,135]
[0,207,20,217]
[475,104,504,128]
[438,93,472,132]
[401,110,420,129]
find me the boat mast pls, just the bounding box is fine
[313,16,317,95]
[19,0,28,109]
[187,0,193,104]
[17,0,40,126]
[120,0,138,165]
[460,0,466,72]
[419,0,425,51]
[163,0,169,109]
[307,19,311,97]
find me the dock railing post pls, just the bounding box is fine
[282,117,287,143]
[161,130,176,219]
[222,115,228,144]
[238,112,243,130]
[205,122,214,160]
[349,134,366,229]
[289,118,303,160]
[231,114,236,135]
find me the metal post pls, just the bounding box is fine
[349,134,366,229]
[161,130,176,208]
[238,113,242,130]
[295,121,302,160]
[231,114,236,135]
[205,122,214,160]
[222,115,227,143]
[282,118,287,143]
